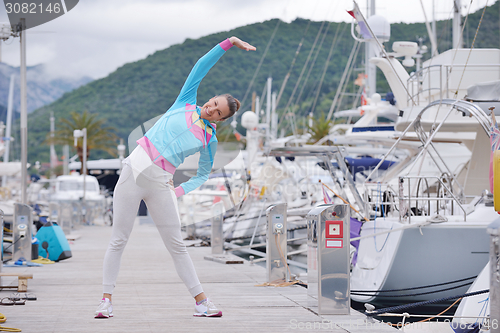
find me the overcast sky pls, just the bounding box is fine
[0,0,494,79]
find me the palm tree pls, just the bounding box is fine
[308,111,332,144]
[46,111,119,174]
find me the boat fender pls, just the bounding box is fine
[494,150,500,212]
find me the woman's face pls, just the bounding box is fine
[200,96,231,122]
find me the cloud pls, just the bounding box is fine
[0,0,494,79]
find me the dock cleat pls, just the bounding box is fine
[194,298,222,317]
[94,298,113,318]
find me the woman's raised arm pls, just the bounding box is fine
[229,36,256,51]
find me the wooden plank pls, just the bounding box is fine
[0,273,33,278]
[0,273,33,292]
[0,219,395,332]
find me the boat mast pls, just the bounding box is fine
[19,19,28,204]
[365,0,376,97]
[432,0,437,56]
[50,112,56,179]
[265,77,272,143]
[2,74,14,187]
[453,0,463,48]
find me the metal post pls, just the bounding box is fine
[2,74,14,187]
[266,203,288,283]
[211,202,224,255]
[49,201,61,231]
[74,128,87,223]
[306,204,350,315]
[186,204,196,239]
[265,77,272,142]
[487,218,500,332]
[255,96,260,123]
[271,91,277,139]
[50,112,56,178]
[20,19,27,204]
[59,202,72,234]
[63,145,69,175]
[204,201,243,264]
[12,203,32,263]
[82,128,87,209]
[117,139,126,171]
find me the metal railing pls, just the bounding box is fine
[362,174,467,223]
[398,175,467,223]
[407,63,500,105]
[363,99,491,209]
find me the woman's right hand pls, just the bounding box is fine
[229,36,256,51]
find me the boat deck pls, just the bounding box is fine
[0,219,397,332]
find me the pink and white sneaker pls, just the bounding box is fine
[194,298,222,317]
[94,298,113,318]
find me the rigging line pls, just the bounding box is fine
[335,41,362,115]
[419,0,439,56]
[288,2,339,115]
[326,40,361,120]
[424,1,455,69]
[453,0,488,99]
[279,21,326,126]
[275,21,312,109]
[351,84,364,109]
[409,6,467,134]
[447,0,474,82]
[239,19,281,110]
[293,21,332,110]
[310,22,344,116]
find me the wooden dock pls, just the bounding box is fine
[0,219,397,332]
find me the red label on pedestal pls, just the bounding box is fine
[326,239,343,248]
[325,220,343,238]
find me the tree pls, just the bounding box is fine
[308,111,332,144]
[46,111,118,174]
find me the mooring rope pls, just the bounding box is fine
[365,289,489,316]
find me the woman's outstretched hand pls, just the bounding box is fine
[229,36,256,51]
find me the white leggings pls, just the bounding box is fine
[102,163,203,298]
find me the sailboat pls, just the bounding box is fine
[345,0,498,313]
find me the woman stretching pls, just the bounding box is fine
[95,36,256,318]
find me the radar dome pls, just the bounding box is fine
[366,15,390,42]
[241,111,258,129]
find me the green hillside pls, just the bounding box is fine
[23,1,500,164]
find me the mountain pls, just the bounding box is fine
[22,1,500,164]
[0,62,93,113]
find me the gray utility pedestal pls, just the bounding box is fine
[307,204,350,315]
[12,203,33,263]
[266,203,288,283]
[204,202,243,264]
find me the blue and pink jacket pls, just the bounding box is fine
[137,39,234,197]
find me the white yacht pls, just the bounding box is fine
[350,42,500,307]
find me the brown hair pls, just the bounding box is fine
[219,94,240,120]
